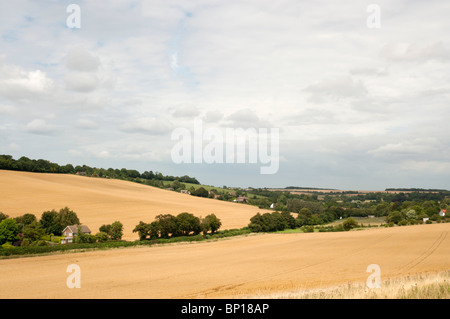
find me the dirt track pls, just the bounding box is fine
[0,170,270,240]
[0,223,448,298]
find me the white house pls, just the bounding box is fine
[439,210,446,217]
[62,225,91,244]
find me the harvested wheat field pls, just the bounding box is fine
[0,223,448,298]
[0,170,270,240]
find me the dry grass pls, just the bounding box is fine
[251,271,450,299]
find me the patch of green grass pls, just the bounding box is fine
[275,228,306,234]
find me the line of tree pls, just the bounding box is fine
[0,207,81,246]
[248,212,296,232]
[0,208,125,247]
[0,154,200,184]
[133,213,222,240]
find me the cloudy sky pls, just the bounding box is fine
[1,0,449,190]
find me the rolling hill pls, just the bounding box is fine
[0,170,270,240]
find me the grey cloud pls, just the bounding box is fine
[23,119,57,135]
[64,72,99,92]
[171,105,200,118]
[224,108,272,129]
[65,47,100,72]
[119,117,174,135]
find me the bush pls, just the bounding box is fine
[342,217,359,231]
[301,225,315,233]
[95,232,109,242]
[398,219,408,226]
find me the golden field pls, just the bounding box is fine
[0,170,270,240]
[0,170,449,299]
[0,223,449,298]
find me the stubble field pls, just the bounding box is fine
[0,223,448,298]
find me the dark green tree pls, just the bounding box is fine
[0,218,19,245]
[155,214,178,238]
[22,221,45,242]
[40,209,60,235]
[176,212,201,236]
[342,217,359,231]
[109,221,123,240]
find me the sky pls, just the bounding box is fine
[0,0,449,190]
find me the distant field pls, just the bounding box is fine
[327,217,387,227]
[0,170,270,240]
[0,223,448,298]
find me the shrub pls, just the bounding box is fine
[398,219,408,226]
[342,217,359,231]
[95,232,109,242]
[301,225,315,233]
[0,218,19,245]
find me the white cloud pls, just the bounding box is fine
[23,119,57,135]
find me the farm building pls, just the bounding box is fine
[236,196,249,203]
[439,210,446,217]
[62,225,91,244]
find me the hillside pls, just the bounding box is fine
[0,223,448,298]
[0,170,270,240]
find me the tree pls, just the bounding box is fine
[405,209,418,221]
[281,211,296,229]
[0,212,9,223]
[201,214,222,235]
[39,208,80,236]
[176,212,201,236]
[109,221,123,240]
[56,207,80,230]
[22,221,45,242]
[14,213,37,232]
[155,214,178,238]
[248,213,264,232]
[387,211,404,224]
[0,218,19,245]
[342,217,359,231]
[192,187,209,198]
[40,210,60,235]
[99,224,112,234]
[133,221,151,241]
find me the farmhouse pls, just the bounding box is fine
[62,224,91,244]
[236,196,249,203]
[439,210,446,217]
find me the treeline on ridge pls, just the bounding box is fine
[0,154,200,185]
